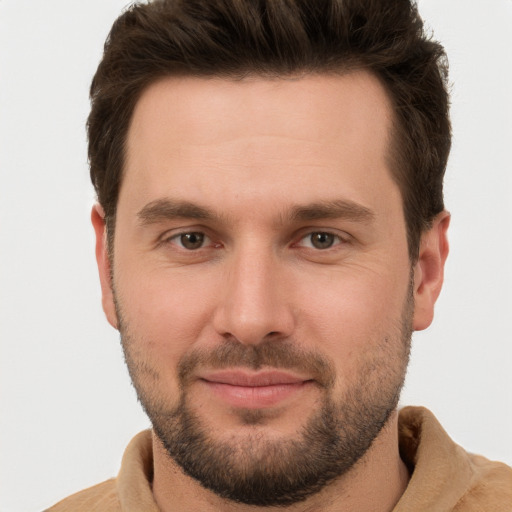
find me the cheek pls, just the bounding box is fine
[297,267,409,377]
[114,264,219,366]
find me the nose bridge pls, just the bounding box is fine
[213,240,294,344]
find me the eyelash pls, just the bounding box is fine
[295,231,347,250]
[163,231,215,250]
[161,230,348,251]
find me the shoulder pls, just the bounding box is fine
[44,478,120,512]
[455,452,512,511]
[397,406,512,511]
[44,430,155,512]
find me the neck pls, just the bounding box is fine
[152,410,409,512]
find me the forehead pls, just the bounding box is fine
[121,72,398,219]
[127,71,393,154]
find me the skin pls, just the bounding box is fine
[92,71,449,511]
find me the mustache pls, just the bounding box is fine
[177,338,336,389]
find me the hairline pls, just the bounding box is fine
[104,67,421,262]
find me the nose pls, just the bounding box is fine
[212,245,296,345]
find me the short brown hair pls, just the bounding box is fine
[88,0,450,259]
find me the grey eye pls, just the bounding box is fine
[179,232,205,250]
[310,232,335,249]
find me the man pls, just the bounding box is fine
[47,0,512,510]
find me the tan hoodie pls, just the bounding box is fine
[46,407,512,512]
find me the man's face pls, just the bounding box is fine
[96,72,421,505]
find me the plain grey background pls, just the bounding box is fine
[1,1,511,510]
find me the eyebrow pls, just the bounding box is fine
[289,200,375,224]
[137,198,375,226]
[137,199,217,225]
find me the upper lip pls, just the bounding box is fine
[200,370,311,387]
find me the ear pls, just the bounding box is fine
[91,204,119,330]
[412,211,450,331]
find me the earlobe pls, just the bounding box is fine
[412,211,450,331]
[91,204,119,330]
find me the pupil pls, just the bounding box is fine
[181,232,204,249]
[312,232,334,249]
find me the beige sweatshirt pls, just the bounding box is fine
[46,407,512,511]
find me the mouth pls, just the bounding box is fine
[199,369,315,409]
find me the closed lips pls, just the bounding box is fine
[199,370,312,387]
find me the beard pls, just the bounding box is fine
[116,288,413,507]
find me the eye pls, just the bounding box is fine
[299,232,343,250]
[172,232,209,250]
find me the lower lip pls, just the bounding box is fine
[202,380,310,409]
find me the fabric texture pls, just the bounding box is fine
[46,407,512,511]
